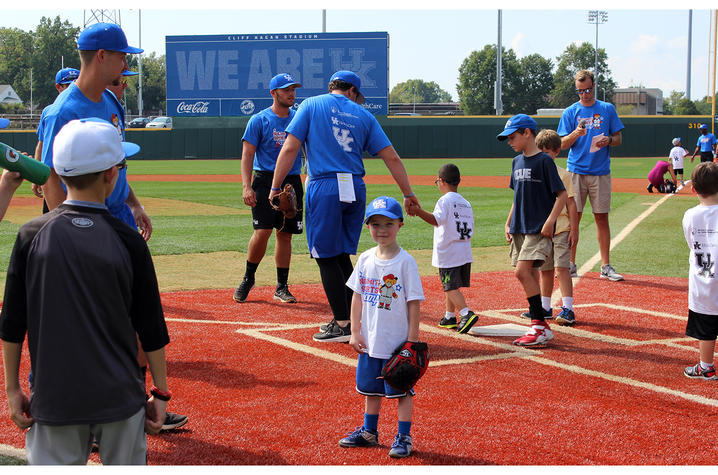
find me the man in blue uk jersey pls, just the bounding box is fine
[690,124,717,164]
[233,73,304,305]
[269,70,419,343]
[557,69,624,282]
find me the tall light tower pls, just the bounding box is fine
[587,10,608,98]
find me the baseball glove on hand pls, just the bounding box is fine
[381,341,429,392]
[272,183,298,219]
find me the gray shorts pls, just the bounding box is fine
[25,407,146,465]
[510,233,552,267]
[570,172,611,214]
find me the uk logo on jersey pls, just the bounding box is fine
[332,127,354,152]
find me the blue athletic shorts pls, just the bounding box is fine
[305,175,366,258]
[356,353,415,398]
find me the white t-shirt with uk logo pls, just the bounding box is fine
[683,203,718,315]
[346,247,425,359]
[431,191,474,268]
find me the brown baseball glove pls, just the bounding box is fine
[272,183,297,219]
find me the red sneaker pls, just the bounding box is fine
[513,320,554,346]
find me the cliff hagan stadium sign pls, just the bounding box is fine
[166,32,389,117]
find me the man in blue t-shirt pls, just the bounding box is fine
[268,70,419,343]
[233,73,304,305]
[690,124,717,164]
[557,69,625,282]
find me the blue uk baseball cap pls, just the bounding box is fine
[55,67,79,85]
[269,73,301,91]
[496,114,538,141]
[700,124,708,130]
[77,22,143,54]
[365,196,403,224]
[330,70,365,104]
[0,118,9,129]
[122,70,139,77]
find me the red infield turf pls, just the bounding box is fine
[0,271,715,465]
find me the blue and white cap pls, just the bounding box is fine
[55,67,79,85]
[0,118,9,129]
[672,137,681,146]
[700,124,709,130]
[269,73,301,91]
[497,114,537,141]
[365,196,403,224]
[330,70,365,104]
[77,22,143,54]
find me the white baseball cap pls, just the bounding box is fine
[53,118,140,176]
[672,137,681,146]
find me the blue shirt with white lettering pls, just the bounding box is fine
[696,132,717,152]
[509,152,565,235]
[242,107,302,175]
[557,99,624,176]
[285,93,391,178]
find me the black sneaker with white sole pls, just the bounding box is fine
[320,319,336,332]
[521,308,553,319]
[457,311,478,334]
[273,285,297,303]
[161,412,189,431]
[233,277,254,303]
[313,320,351,342]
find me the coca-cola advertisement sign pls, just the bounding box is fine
[177,101,210,114]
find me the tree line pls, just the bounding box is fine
[0,16,166,116]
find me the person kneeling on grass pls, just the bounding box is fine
[339,196,424,458]
[682,161,718,380]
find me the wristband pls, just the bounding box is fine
[608,136,613,145]
[150,385,172,402]
[270,187,281,192]
[403,192,415,198]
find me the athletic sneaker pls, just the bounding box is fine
[569,261,578,278]
[438,316,458,329]
[319,318,336,332]
[555,307,576,326]
[457,311,478,334]
[313,320,351,342]
[600,264,624,281]
[233,277,254,303]
[273,285,297,303]
[388,433,413,458]
[683,363,718,380]
[521,308,553,320]
[513,320,554,346]
[646,184,653,193]
[161,412,189,431]
[338,426,379,448]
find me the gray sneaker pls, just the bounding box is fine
[313,320,351,342]
[600,264,624,281]
[569,261,578,278]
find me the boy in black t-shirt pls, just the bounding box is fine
[0,118,170,465]
[498,114,567,346]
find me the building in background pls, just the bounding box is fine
[0,85,23,105]
[613,87,663,115]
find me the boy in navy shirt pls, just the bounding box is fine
[498,115,567,346]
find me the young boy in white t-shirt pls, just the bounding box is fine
[682,162,718,380]
[340,196,425,458]
[669,137,689,185]
[410,164,477,333]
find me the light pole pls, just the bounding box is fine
[587,10,608,97]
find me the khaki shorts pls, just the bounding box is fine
[539,231,571,271]
[510,233,552,267]
[570,172,611,214]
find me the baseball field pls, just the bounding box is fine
[0,155,713,465]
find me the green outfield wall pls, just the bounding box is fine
[1,115,713,160]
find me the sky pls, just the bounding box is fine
[2,2,716,104]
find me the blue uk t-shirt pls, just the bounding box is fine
[242,107,303,175]
[557,99,624,176]
[509,152,565,235]
[285,93,391,178]
[696,133,717,152]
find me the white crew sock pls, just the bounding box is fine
[541,296,552,311]
[445,311,455,319]
[562,297,574,310]
[459,307,469,317]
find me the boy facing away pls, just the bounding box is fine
[669,137,688,185]
[534,130,579,326]
[498,114,567,346]
[0,119,170,464]
[410,163,477,333]
[341,196,425,458]
[682,161,718,380]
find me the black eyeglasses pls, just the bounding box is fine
[434,178,441,185]
[116,159,127,170]
[576,88,593,95]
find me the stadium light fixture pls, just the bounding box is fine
[587,10,608,98]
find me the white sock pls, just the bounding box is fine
[700,361,714,369]
[541,296,551,311]
[459,307,469,317]
[445,311,455,319]
[562,297,574,310]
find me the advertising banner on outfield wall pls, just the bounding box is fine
[165,32,389,117]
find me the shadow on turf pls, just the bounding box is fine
[578,273,688,293]
[167,360,316,390]
[150,432,288,465]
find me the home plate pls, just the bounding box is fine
[469,324,527,337]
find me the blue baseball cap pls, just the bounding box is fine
[365,196,403,224]
[496,114,538,141]
[269,73,301,91]
[0,118,9,129]
[330,70,365,104]
[700,124,708,130]
[77,22,143,54]
[122,70,139,77]
[55,67,79,85]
